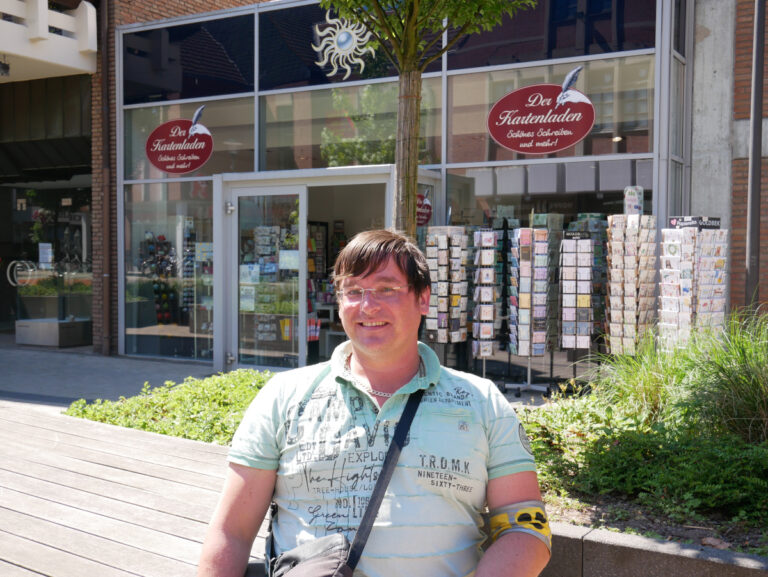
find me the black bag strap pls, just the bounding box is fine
[345,388,424,570]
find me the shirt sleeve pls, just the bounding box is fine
[228,374,283,470]
[484,384,537,479]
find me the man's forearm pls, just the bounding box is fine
[475,531,551,577]
[197,529,254,577]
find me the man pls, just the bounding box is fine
[198,229,551,577]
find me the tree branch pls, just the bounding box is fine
[419,20,473,70]
[348,6,401,66]
[415,0,443,32]
[368,0,405,60]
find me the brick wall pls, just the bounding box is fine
[91,0,260,353]
[731,1,768,308]
[734,0,768,120]
[730,158,768,307]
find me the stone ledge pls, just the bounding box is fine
[542,522,768,577]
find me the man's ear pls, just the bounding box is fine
[419,287,430,315]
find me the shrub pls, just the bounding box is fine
[65,369,272,445]
[686,308,768,443]
[577,330,696,430]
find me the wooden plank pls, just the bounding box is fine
[0,437,222,506]
[0,507,194,577]
[0,458,214,522]
[0,430,224,491]
[0,416,227,476]
[0,487,202,563]
[0,405,230,459]
[0,467,209,541]
[0,559,45,576]
[0,530,134,577]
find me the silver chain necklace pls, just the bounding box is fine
[344,355,394,398]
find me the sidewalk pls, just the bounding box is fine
[0,333,214,410]
[0,333,547,411]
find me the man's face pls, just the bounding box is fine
[337,257,429,362]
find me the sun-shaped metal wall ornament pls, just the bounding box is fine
[312,12,375,80]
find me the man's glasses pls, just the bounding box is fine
[336,286,408,304]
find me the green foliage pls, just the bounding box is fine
[321,84,397,167]
[578,331,697,430]
[685,308,768,443]
[521,308,768,541]
[582,429,768,523]
[320,83,435,167]
[65,369,272,445]
[18,277,92,296]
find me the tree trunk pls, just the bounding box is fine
[394,68,422,238]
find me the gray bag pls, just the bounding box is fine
[269,533,353,577]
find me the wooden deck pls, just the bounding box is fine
[0,401,267,576]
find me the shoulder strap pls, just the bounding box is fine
[346,388,425,570]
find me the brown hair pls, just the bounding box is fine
[332,229,431,297]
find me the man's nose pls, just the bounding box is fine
[359,291,381,311]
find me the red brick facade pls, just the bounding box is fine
[730,159,768,307]
[731,0,768,308]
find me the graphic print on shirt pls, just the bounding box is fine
[413,386,486,502]
[278,383,404,535]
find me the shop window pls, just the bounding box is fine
[447,55,654,164]
[124,181,214,360]
[258,4,440,91]
[123,15,254,105]
[124,97,254,180]
[6,188,93,346]
[260,78,441,170]
[446,163,653,228]
[447,0,656,70]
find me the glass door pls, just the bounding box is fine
[231,186,307,369]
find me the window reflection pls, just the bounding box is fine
[123,15,254,105]
[261,78,441,170]
[448,0,656,70]
[124,98,254,179]
[447,162,653,228]
[124,182,214,360]
[448,55,654,163]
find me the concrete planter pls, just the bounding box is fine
[18,294,92,320]
[544,522,768,577]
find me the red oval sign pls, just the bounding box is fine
[487,84,595,155]
[145,119,213,174]
[417,194,432,226]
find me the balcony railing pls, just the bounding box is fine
[0,0,97,82]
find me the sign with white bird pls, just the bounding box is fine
[145,105,214,174]
[487,66,595,155]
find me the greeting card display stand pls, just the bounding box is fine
[560,231,594,351]
[506,220,550,397]
[606,214,657,355]
[471,228,498,378]
[424,227,470,349]
[658,217,728,350]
